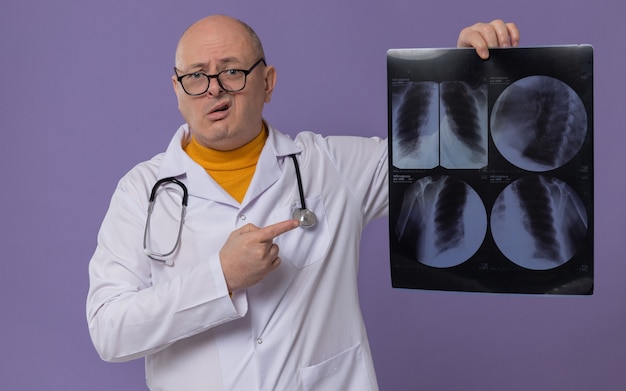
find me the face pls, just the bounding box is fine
[172,16,276,151]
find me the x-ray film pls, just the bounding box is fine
[388,46,593,295]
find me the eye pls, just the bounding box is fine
[222,69,243,77]
[188,72,205,80]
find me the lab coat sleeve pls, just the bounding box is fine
[319,135,389,223]
[86,171,246,362]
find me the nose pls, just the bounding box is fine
[207,75,224,97]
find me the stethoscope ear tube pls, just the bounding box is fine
[143,177,188,263]
[149,177,189,205]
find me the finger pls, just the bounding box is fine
[457,25,491,59]
[267,257,281,273]
[256,219,300,242]
[266,245,281,270]
[479,20,520,57]
[506,22,520,47]
[236,223,260,235]
[267,243,280,259]
[270,256,281,270]
[482,20,519,47]
[486,19,510,47]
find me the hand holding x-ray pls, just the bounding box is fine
[456,19,520,58]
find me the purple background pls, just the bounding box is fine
[1,0,624,390]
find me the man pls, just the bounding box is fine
[87,15,519,390]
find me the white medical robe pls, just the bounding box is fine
[87,123,388,390]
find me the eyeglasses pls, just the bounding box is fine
[175,58,266,96]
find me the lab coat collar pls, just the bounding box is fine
[264,122,302,158]
[156,122,302,205]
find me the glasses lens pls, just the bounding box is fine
[218,70,246,92]
[181,74,209,95]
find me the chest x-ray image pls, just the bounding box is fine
[440,81,488,168]
[394,175,487,268]
[491,175,588,270]
[391,81,439,169]
[390,80,488,169]
[387,46,593,295]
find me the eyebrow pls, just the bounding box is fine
[178,57,244,73]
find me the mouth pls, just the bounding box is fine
[206,101,231,120]
[209,102,230,114]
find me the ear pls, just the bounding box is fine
[172,73,180,95]
[263,65,277,103]
[172,73,185,111]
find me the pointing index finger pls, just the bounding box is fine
[256,219,300,242]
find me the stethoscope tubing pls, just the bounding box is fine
[290,154,308,211]
[149,177,189,205]
[143,177,188,261]
[143,153,315,263]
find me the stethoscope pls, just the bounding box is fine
[143,153,316,262]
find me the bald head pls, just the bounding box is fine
[175,15,265,68]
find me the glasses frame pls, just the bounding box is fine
[174,58,266,96]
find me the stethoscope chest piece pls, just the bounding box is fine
[293,208,316,228]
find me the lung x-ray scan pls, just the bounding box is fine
[388,46,593,295]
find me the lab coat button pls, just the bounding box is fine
[240,215,246,221]
[256,338,263,344]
